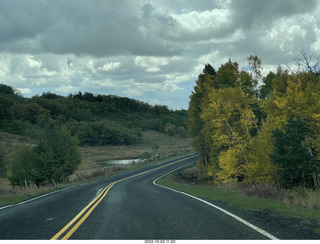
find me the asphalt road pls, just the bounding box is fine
[0,154,276,240]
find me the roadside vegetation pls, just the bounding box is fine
[0,84,189,205]
[157,165,320,234]
[180,51,320,233]
[0,129,190,207]
[188,52,320,189]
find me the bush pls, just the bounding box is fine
[33,127,81,185]
[8,145,35,187]
[8,127,81,187]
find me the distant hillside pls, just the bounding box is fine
[0,84,188,146]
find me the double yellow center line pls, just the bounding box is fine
[51,155,196,240]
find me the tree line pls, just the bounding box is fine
[0,86,188,146]
[0,86,188,187]
[188,55,320,189]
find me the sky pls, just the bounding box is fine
[1,0,320,110]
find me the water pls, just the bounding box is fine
[106,159,143,165]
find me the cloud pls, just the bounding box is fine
[1,0,320,109]
[229,0,317,30]
[97,62,121,72]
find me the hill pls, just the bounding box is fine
[0,83,191,196]
[0,84,188,146]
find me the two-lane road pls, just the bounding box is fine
[0,154,276,240]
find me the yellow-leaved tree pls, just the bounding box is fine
[201,86,257,182]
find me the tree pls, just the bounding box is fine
[247,55,262,81]
[244,122,277,184]
[201,86,257,182]
[176,126,187,138]
[188,63,216,179]
[0,84,15,95]
[215,59,239,89]
[188,58,260,182]
[164,123,177,136]
[259,71,276,100]
[270,116,318,188]
[0,147,6,178]
[8,145,35,187]
[294,48,320,74]
[33,127,81,186]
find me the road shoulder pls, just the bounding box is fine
[156,170,320,240]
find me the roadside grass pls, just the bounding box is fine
[0,130,191,208]
[0,184,66,208]
[157,170,320,221]
[0,153,193,208]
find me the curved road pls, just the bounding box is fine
[0,154,275,240]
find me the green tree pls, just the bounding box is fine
[0,84,15,95]
[33,127,81,186]
[8,145,35,187]
[176,126,187,138]
[188,63,216,178]
[215,59,239,89]
[164,123,177,136]
[0,147,6,178]
[270,116,318,188]
[259,71,276,100]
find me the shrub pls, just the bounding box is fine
[8,145,35,187]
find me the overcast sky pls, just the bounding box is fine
[1,0,320,109]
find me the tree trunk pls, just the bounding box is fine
[224,119,249,164]
[51,178,57,187]
[24,179,28,189]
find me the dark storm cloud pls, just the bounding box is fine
[230,0,317,29]
[0,0,184,57]
[0,0,49,42]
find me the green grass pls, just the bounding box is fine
[157,175,320,220]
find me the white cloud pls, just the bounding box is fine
[97,62,121,71]
[1,0,320,109]
[26,55,42,68]
[17,88,31,95]
[171,8,231,34]
[146,67,161,72]
[134,56,170,67]
[56,85,78,93]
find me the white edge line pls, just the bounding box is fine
[0,185,75,210]
[0,155,194,211]
[0,155,196,211]
[152,162,279,240]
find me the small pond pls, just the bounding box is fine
[106,159,144,165]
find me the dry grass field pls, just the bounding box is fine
[79,130,190,166]
[0,130,191,204]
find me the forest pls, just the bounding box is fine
[0,86,188,186]
[188,54,320,189]
[0,86,188,145]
